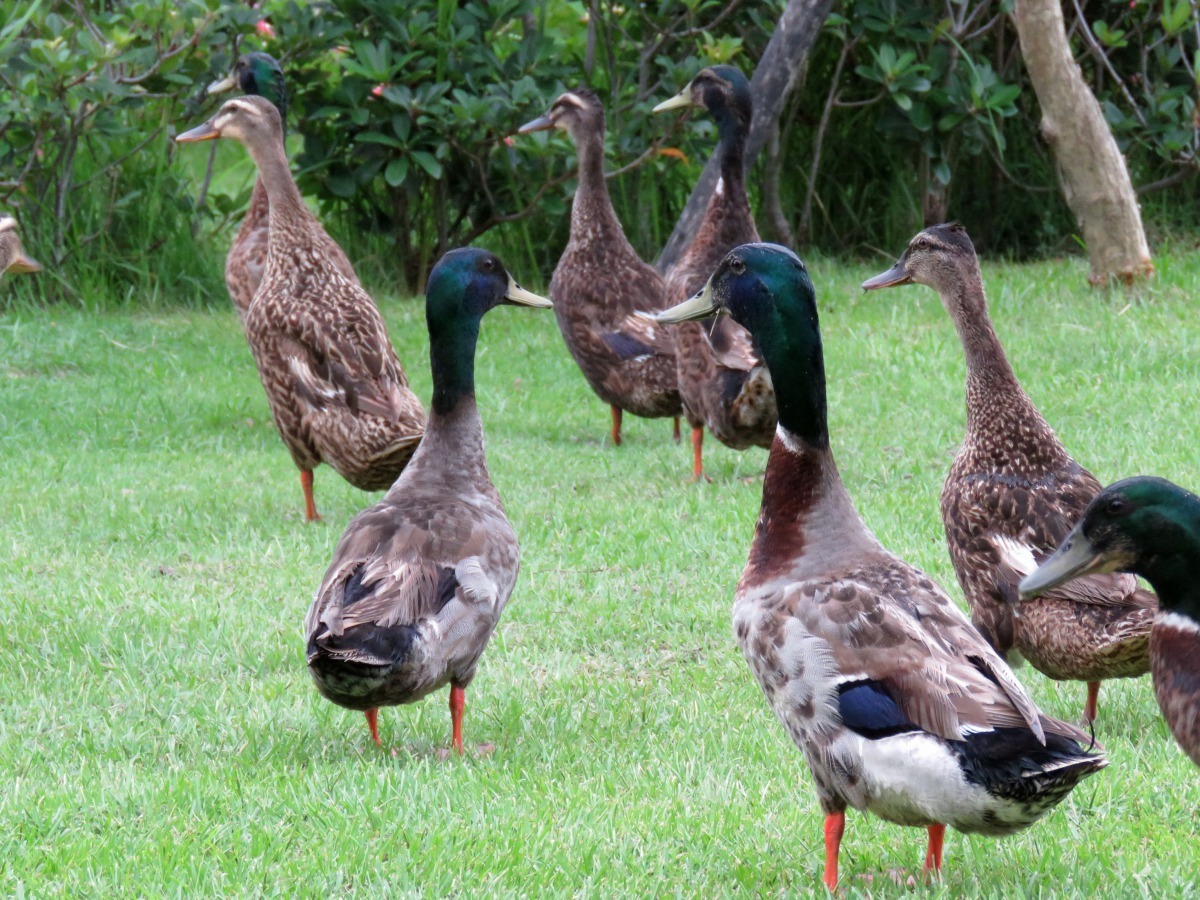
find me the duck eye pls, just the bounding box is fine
[730,258,746,275]
[482,258,496,272]
[915,238,931,251]
[1104,497,1129,516]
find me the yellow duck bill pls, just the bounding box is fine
[176,121,221,143]
[652,86,696,114]
[503,277,552,308]
[652,281,717,323]
[1018,529,1106,598]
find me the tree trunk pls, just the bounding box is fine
[1013,0,1153,285]
[655,0,834,272]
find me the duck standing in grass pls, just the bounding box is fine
[305,248,551,752]
[517,90,681,446]
[177,97,425,521]
[0,216,41,279]
[206,52,358,326]
[652,66,776,479]
[656,243,1106,890]
[863,224,1156,723]
[1023,476,1200,769]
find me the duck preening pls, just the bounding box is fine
[863,223,1156,723]
[1022,476,1200,769]
[305,247,551,752]
[0,216,41,279]
[652,66,776,479]
[658,243,1106,890]
[177,97,426,521]
[518,89,681,446]
[206,52,358,327]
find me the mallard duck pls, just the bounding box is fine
[653,65,776,479]
[1023,476,1200,769]
[517,89,681,446]
[862,224,1156,723]
[207,52,357,326]
[657,242,1106,890]
[305,247,551,751]
[178,97,425,521]
[0,216,41,278]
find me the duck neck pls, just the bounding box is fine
[570,126,620,239]
[1143,527,1200,619]
[715,110,748,198]
[243,133,310,235]
[429,316,481,419]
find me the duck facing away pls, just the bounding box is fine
[657,243,1106,890]
[1023,476,1200,769]
[305,248,551,751]
[206,52,357,327]
[0,216,41,279]
[863,224,1156,723]
[178,97,425,521]
[518,90,681,446]
[652,66,776,479]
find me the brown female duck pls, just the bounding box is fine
[306,248,551,751]
[206,52,356,327]
[657,243,1104,890]
[863,223,1156,722]
[518,89,681,445]
[653,65,776,479]
[0,216,41,279]
[178,97,425,521]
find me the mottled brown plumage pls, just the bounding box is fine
[207,53,357,327]
[653,66,776,478]
[0,216,41,279]
[305,247,550,751]
[663,244,1104,891]
[177,97,425,520]
[518,90,680,444]
[863,224,1156,722]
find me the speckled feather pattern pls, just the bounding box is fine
[305,400,517,711]
[938,261,1154,682]
[665,180,776,448]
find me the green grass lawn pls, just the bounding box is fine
[2,250,1199,896]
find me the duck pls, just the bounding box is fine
[305,247,552,751]
[862,223,1156,723]
[655,242,1106,890]
[177,97,426,521]
[517,89,682,446]
[1022,476,1200,769]
[207,52,357,326]
[0,216,41,279]
[652,65,776,479]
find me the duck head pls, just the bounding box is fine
[518,89,605,142]
[653,65,752,140]
[0,216,42,276]
[862,223,985,318]
[176,95,283,146]
[208,51,287,122]
[1021,476,1200,612]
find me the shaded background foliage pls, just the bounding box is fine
[1,0,1197,306]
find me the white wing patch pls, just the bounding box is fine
[990,534,1039,577]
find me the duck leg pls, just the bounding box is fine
[449,684,466,755]
[690,425,706,481]
[300,469,321,521]
[364,708,382,747]
[610,405,623,446]
[922,823,945,881]
[672,416,681,443]
[1084,681,1100,723]
[823,811,845,890]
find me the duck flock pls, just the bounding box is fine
[4,50,1198,891]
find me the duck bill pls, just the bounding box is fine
[652,86,696,114]
[861,260,912,291]
[653,282,717,324]
[517,114,554,134]
[1018,530,1104,598]
[503,276,552,308]
[8,251,42,274]
[176,121,221,143]
[207,74,237,95]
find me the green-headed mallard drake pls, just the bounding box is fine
[0,216,41,279]
[207,52,357,326]
[518,89,681,446]
[178,97,426,521]
[305,247,551,751]
[863,224,1156,723]
[652,65,776,479]
[657,242,1106,890]
[1023,476,1200,769]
